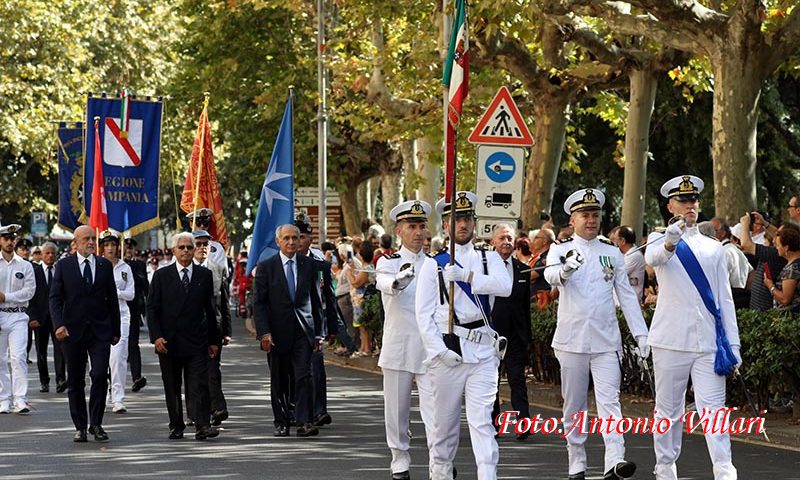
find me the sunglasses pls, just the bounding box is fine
[175,245,195,251]
[195,241,209,247]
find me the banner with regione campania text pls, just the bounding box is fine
[82,93,163,235]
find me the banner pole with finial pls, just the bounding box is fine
[191,92,210,231]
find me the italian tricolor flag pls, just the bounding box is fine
[442,0,469,199]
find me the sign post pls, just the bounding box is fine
[31,212,48,239]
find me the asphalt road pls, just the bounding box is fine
[2,319,799,479]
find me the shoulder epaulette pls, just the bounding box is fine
[473,245,489,251]
[599,237,614,246]
[426,251,436,258]
[383,252,401,260]
[556,236,573,244]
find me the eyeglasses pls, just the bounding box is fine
[175,245,195,251]
[195,241,209,247]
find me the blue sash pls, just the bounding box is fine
[674,239,738,376]
[433,250,492,321]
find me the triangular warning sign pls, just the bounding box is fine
[468,86,534,147]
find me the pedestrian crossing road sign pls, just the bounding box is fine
[468,86,534,147]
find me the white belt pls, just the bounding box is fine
[452,325,497,346]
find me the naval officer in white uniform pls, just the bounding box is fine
[645,175,740,480]
[415,191,512,480]
[544,188,648,480]
[376,200,434,480]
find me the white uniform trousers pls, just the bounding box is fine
[383,368,434,473]
[427,355,500,480]
[555,350,626,475]
[652,348,736,480]
[0,318,28,407]
[109,318,130,405]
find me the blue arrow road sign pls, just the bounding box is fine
[484,151,516,183]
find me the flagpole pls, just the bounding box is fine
[192,92,210,231]
[317,0,328,244]
[443,0,456,336]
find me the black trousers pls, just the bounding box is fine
[268,324,313,427]
[61,331,111,430]
[158,352,211,431]
[127,316,142,381]
[209,346,227,413]
[492,335,531,423]
[311,349,327,418]
[34,323,66,386]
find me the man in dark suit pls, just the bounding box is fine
[490,224,532,441]
[254,224,323,438]
[147,232,221,441]
[295,214,338,427]
[50,225,121,442]
[29,242,66,393]
[124,238,148,392]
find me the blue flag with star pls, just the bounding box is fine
[246,92,294,275]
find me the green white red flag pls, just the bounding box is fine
[441,0,469,199]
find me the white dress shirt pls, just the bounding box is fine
[644,227,740,352]
[76,252,96,282]
[175,261,193,282]
[544,234,648,354]
[279,252,298,291]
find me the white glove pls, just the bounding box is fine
[438,349,463,368]
[560,249,584,279]
[636,335,650,359]
[732,346,742,369]
[665,220,685,247]
[443,264,471,283]
[392,267,415,290]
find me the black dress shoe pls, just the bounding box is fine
[296,423,319,437]
[211,409,229,426]
[40,383,50,393]
[88,425,109,442]
[195,426,219,440]
[516,430,531,441]
[169,429,184,440]
[131,377,147,392]
[391,471,410,480]
[73,429,88,442]
[568,472,585,480]
[56,380,67,393]
[312,413,332,427]
[273,425,289,437]
[603,461,636,479]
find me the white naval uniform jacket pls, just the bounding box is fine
[414,242,512,364]
[208,240,227,273]
[644,226,740,353]
[112,259,135,320]
[0,253,36,326]
[376,246,429,374]
[544,235,648,354]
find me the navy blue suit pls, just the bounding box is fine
[254,253,322,427]
[49,254,121,430]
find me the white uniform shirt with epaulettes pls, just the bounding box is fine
[415,242,512,364]
[644,226,740,353]
[0,253,35,326]
[208,240,227,274]
[544,235,648,354]
[111,259,135,320]
[376,246,429,374]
